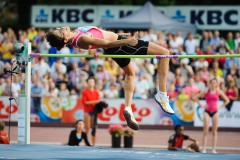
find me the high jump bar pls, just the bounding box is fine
[30,53,240,59]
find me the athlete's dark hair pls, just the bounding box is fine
[45,29,65,51]
[210,78,218,83]
[174,125,183,132]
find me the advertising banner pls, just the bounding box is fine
[31,5,240,30]
[1,96,239,128]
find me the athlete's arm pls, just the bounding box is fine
[168,143,177,151]
[218,89,230,108]
[79,32,138,48]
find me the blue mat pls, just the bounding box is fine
[0,144,240,160]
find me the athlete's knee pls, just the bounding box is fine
[203,130,208,135]
[162,48,170,55]
[212,130,217,136]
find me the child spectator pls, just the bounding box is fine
[58,82,70,98]
[104,83,119,98]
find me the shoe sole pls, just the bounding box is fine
[154,96,174,115]
[123,110,139,131]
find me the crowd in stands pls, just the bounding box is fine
[0,26,240,112]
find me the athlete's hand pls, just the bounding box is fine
[127,32,138,46]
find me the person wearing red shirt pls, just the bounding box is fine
[81,77,100,146]
[168,125,199,152]
[0,121,9,144]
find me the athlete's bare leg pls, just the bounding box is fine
[121,62,139,130]
[147,42,174,114]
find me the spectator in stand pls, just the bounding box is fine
[134,72,149,99]
[210,31,221,51]
[0,33,14,63]
[58,82,70,98]
[105,75,120,91]
[0,27,3,42]
[27,26,38,41]
[105,58,118,76]
[210,61,223,77]
[168,125,199,152]
[68,120,91,146]
[96,79,104,98]
[184,33,197,55]
[89,50,104,74]
[95,64,111,84]
[45,81,58,98]
[234,32,240,51]
[104,82,119,98]
[31,80,44,113]
[194,70,206,91]
[69,62,82,88]
[37,34,50,54]
[225,78,238,111]
[142,28,157,42]
[82,62,94,78]
[168,83,178,101]
[226,32,235,51]
[194,58,209,71]
[204,46,214,66]
[76,71,89,93]
[175,76,187,93]
[226,63,238,79]
[51,58,67,76]
[0,121,9,144]
[156,32,167,48]
[59,45,71,65]
[184,78,199,98]
[82,77,100,146]
[175,31,184,47]
[1,76,18,97]
[209,68,225,89]
[225,51,240,71]
[200,31,210,52]
[169,34,179,54]
[180,58,194,80]
[32,57,51,77]
[174,68,182,85]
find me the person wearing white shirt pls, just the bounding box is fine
[184,34,198,55]
[104,83,119,98]
[59,46,71,64]
[32,57,51,77]
[51,58,67,77]
[234,32,240,51]
[175,31,184,46]
[134,72,149,99]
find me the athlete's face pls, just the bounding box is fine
[53,26,71,43]
[210,79,218,89]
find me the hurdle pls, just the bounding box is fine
[17,42,240,145]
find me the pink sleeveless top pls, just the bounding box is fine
[70,26,104,49]
[205,90,219,112]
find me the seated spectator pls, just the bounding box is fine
[134,72,149,99]
[51,58,67,76]
[32,57,51,77]
[210,31,221,51]
[184,78,199,98]
[194,70,206,91]
[0,121,9,144]
[105,75,120,91]
[180,58,194,80]
[104,83,119,98]
[175,76,187,92]
[105,58,118,76]
[96,79,104,98]
[201,63,210,83]
[177,88,189,101]
[235,32,240,51]
[68,120,91,146]
[204,46,214,65]
[31,80,44,113]
[194,58,209,70]
[184,33,197,55]
[226,63,238,79]
[200,31,210,52]
[58,82,70,98]
[1,76,19,97]
[95,64,111,83]
[168,125,199,152]
[168,84,178,101]
[45,81,58,98]
[69,62,82,87]
[76,71,89,93]
[226,32,235,51]
[210,61,223,77]
[225,78,238,111]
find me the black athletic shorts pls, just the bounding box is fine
[103,36,149,68]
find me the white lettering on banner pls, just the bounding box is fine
[31,5,240,30]
[194,100,240,128]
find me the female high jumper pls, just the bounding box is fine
[45,26,175,130]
